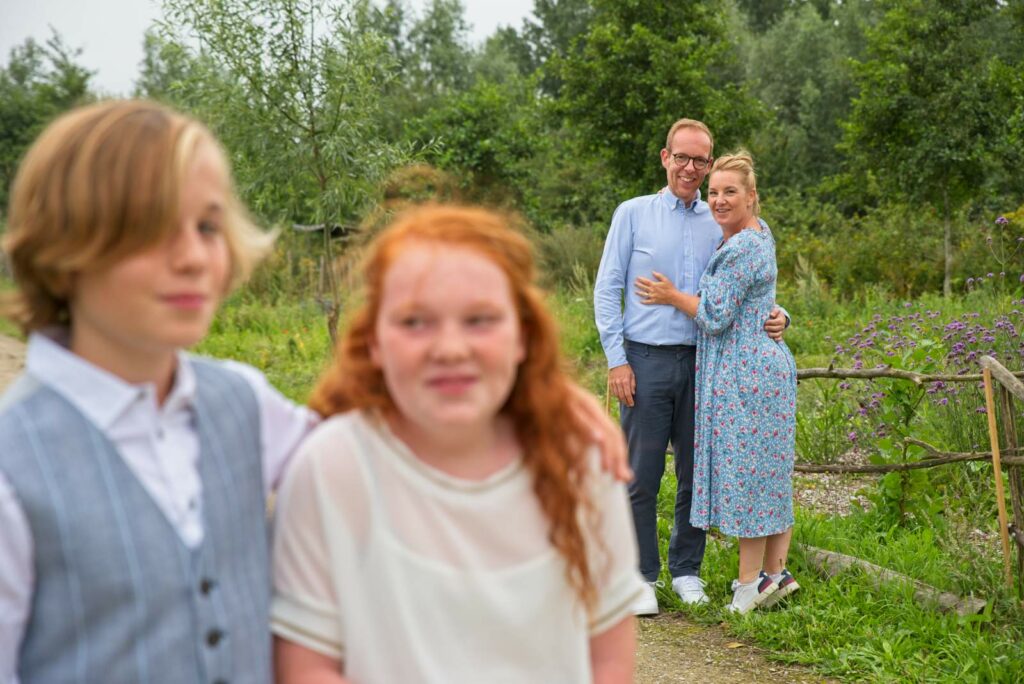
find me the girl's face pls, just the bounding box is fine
[370,242,526,437]
[69,142,231,369]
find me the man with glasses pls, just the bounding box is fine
[594,118,787,615]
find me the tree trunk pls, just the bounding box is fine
[943,186,952,297]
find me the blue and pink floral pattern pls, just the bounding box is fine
[691,227,797,538]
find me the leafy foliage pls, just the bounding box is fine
[839,0,1020,294]
[155,0,408,226]
[745,1,876,191]
[0,33,92,209]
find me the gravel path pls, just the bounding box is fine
[0,334,836,683]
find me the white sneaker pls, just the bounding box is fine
[672,575,709,605]
[631,581,660,616]
[726,572,778,615]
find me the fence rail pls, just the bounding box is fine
[797,366,1024,384]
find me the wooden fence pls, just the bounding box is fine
[794,357,1024,595]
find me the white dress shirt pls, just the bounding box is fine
[0,331,319,683]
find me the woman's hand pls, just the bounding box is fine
[634,272,679,306]
[635,272,699,317]
[763,307,787,341]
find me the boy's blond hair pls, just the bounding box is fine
[3,99,272,333]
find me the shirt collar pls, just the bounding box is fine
[26,328,197,431]
[660,186,708,214]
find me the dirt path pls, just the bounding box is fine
[635,614,832,683]
[0,334,834,683]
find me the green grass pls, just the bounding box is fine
[653,467,1024,683]
[195,293,334,403]
[0,317,19,339]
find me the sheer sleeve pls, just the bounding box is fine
[585,454,646,635]
[270,425,347,660]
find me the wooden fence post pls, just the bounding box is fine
[983,367,1015,590]
[997,385,1024,595]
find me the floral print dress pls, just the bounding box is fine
[690,227,797,537]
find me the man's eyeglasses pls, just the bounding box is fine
[670,153,711,170]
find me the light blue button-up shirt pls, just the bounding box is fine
[594,187,722,368]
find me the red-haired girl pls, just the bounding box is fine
[271,205,643,683]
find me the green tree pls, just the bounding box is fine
[410,76,537,203]
[0,32,92,210]
[734,0,839,32]
[407,0,472,97]
[975,0,1024,210]
[134,28,206,103]
[157,0,408,336]
[517,0,594,90]
[157,0,405,223]
[364,0,479,140]
[840,0,1016,296]
[745,0,878,192]
[550,0,763,195]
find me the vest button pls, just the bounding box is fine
[206,629,224,647]
[200,578,215,595]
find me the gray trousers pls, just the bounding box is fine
[621,340,706,582]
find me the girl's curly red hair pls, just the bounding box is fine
[309,204,597,607]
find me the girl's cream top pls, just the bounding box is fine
[270,410,644,683]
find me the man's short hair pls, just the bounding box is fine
[665,118,714,154]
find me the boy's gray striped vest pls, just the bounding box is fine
[0,359,272,684]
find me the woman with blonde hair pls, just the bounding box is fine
[271,204,644,682]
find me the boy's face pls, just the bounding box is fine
[69,143,231,370]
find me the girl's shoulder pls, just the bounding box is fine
[294,409,373,465]
[278,410,376,516]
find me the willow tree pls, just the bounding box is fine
[156,0,408,338]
